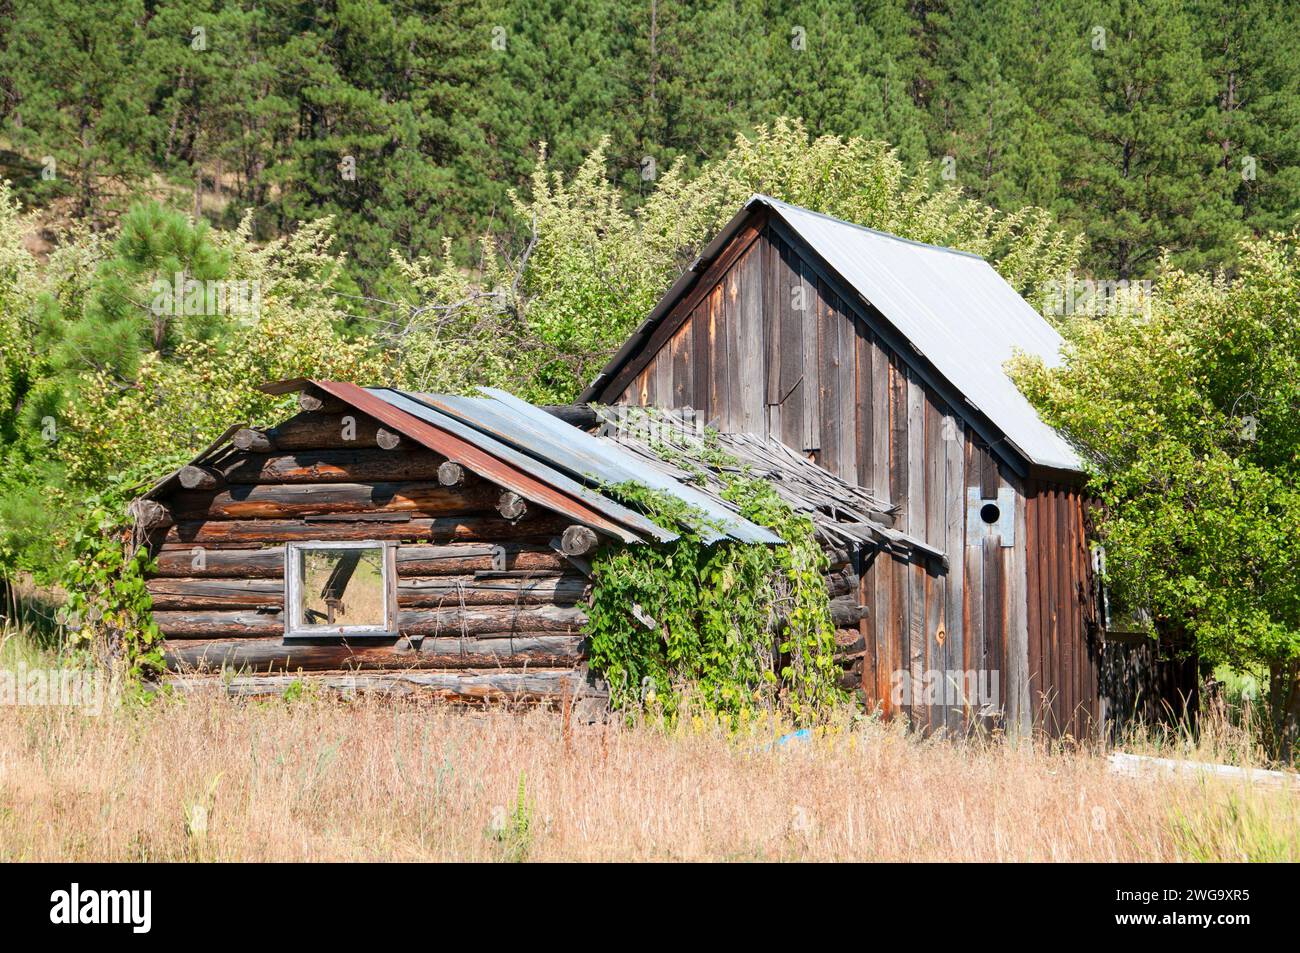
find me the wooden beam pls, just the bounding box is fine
[169,481,499,521]
[147,578,281,610]
[129,499,173,532]
[398,574,589,607]
[165,513,574,545]
[298,390,351,414]
[395,543,566,575]
[156,604,587,640]
[152,546,285,578]
[232,428,274,452]
[541,404,598,429]
[219,448,451,485]
[164,634,587,670]
[149,542,569,579]
[163,669,600,704]
[238,412,404,452]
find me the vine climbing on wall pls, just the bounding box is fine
[585,440,845,723]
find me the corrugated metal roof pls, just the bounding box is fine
[358,387,676,544]
[146,380,784,547]
[580,194,1082,474]
[758,197,1081,472]
[382,387,781,545]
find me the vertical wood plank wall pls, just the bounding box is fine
[602,225,1102,737]
[1024,483,1103,738]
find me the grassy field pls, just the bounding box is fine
[2,587,1296,864]
[1,671,1297,862]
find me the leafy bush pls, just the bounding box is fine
[1011,233,1300,756]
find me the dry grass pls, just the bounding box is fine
[1,683,1297,862]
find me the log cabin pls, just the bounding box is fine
[578,194,1198,739]
[132,379,921,709]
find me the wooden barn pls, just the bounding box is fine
[131,379,915,707]
[579,195,1194,739]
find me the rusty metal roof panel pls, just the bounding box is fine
[385,387,780,545]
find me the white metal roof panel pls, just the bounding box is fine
[759,196,1081,472]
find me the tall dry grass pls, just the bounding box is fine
[1,684,1296,862]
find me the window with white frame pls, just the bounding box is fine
[285,541,397,639]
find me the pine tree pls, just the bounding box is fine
[1195,0,1300,239]
[0,0,159,224]
[1058,0,1241,278]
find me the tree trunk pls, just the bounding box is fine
[1268,660,1300,762]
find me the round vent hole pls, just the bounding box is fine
[980,502,1001,525]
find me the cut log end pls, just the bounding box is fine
[376,427,401,450]
[437,461,466,487]
[178,464,223,490]
[129,499,174,532]
[233,428,275,452]
[497,491,528,521]
[559,525,599,557]
[298,390,350,414]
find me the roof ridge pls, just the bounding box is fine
[750,194,989,261]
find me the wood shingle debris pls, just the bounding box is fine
[590,405,946,566]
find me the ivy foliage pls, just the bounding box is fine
[586,465,844,724]
[57,467,175,684]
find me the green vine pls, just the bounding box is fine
[586,451,845,724]
[57,470,166,686]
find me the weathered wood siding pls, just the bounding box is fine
[1024,482,1102,739]
[144,411,591,688]
[598,223,1100,737]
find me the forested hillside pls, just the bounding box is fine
[2,0,1297,286]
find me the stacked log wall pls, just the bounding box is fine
[145,412,592,679]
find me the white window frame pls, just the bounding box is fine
[284,540,398,640]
